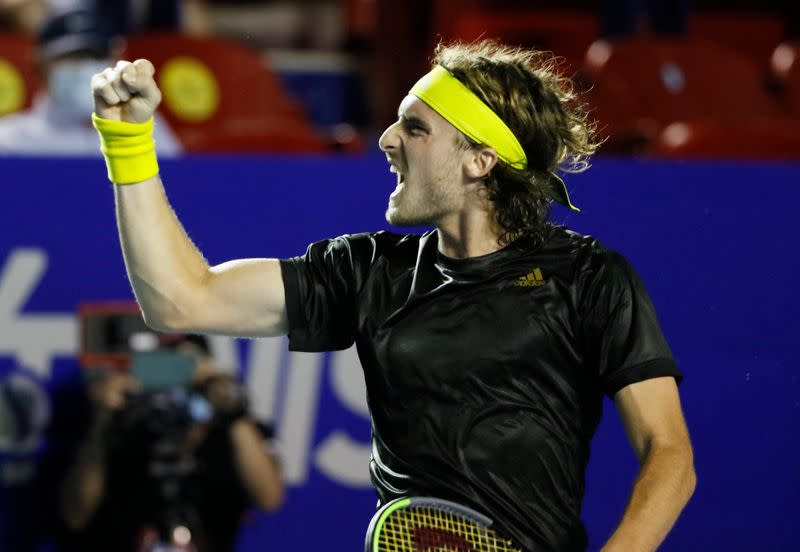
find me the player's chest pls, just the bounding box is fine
[356,265,577,387]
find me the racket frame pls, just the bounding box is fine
[365,496,500,552]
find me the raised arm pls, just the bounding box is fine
[92,60,288,337]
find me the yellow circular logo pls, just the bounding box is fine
[0,59,25,116]
[159,57,220,122]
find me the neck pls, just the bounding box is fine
[435,208,504,259]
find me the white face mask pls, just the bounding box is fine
[48,58,109,121]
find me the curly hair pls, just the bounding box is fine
[433,41,599,247]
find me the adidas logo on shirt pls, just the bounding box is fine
[513,268,546,287]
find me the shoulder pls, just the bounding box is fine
[285,231,423,305]
[553,224,627,262]
[543,226,638,300]
[542,226,627,273]
[297,230,422,271]
[327,230,423,259]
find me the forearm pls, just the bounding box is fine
[114,176,210,329]
[602,444,696,552]
[230,419,285,511]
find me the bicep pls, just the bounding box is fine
[188,258,288,337]
[613,377,693,463]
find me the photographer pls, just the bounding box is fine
[58,334,284,552]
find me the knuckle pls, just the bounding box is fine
[134,58,155,74]
[102,69,119,84]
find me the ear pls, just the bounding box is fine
[464,146,498,180]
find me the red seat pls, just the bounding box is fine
[0,33,42,116]
[584,37,780,123]
[443,10,599,75]
[582,37,784,154]
[580,72,652,155]
[654,120,800,160]
[121,32,328,153]
[690,13,784,68]
[344,0,377,47]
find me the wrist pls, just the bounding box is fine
[92,113,159,185]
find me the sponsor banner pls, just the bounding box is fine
[0,156,797,550]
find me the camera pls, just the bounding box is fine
[77,302,250,552]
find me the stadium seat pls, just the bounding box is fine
[121,33,328,153]
[443,10,599,75]
[770,41,800,118]
[654,120,800,160]
[580,71,652,155]
[582,37,784,155]
[344,0,377,48]
[691,13,784,67]
[0,33,42,116]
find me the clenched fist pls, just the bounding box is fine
[91,59,162,124]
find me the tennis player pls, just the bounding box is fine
[91,41,695,551]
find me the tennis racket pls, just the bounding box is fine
[365,496,523,552]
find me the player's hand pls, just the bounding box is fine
[91,59,162,124]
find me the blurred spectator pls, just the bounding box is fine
[601,0,691,37]
[0,6,182,156]
[57,334,284,552]
[0,0,47,33]
[202,0,344,50]
[96,0,209,37]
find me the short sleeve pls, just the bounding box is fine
[581,251,683,397]
[280,233,377,352]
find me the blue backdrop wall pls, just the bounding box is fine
[0,155,797,551]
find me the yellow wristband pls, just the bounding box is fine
[92,113,159,185]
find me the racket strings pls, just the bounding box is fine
[377,505,521,552]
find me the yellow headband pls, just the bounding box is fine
[409,65,580,212]
[410,65,527,170]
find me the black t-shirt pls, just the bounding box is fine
[280,226,682,552]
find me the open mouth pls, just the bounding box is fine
[389,165,405,183]
[389,166,405,200]
[390,181,404,196]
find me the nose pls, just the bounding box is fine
[378,120,401,153]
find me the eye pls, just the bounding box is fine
[403,121,426,135]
